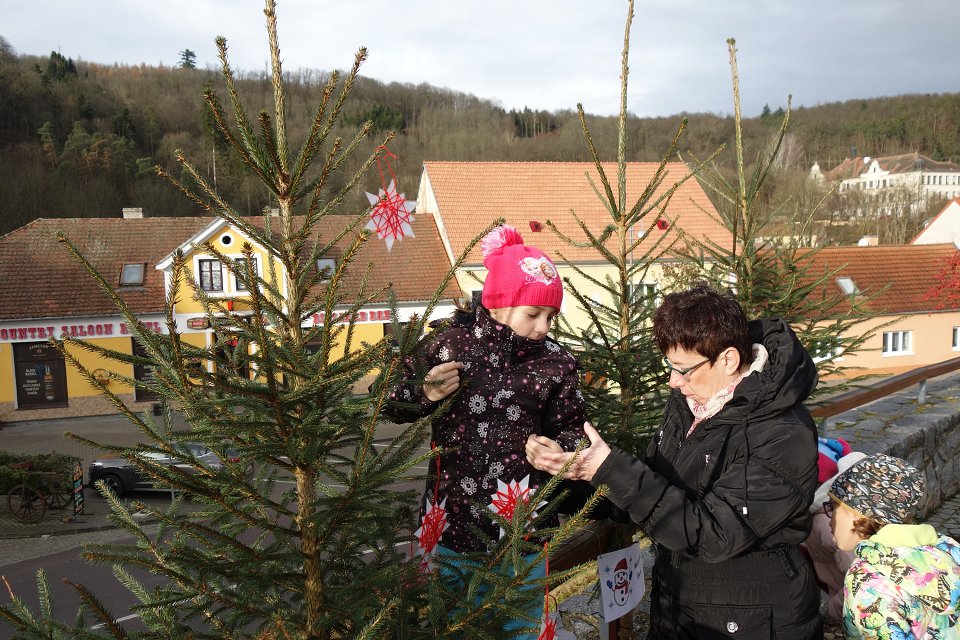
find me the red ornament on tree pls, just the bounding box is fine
[487,474,545,538]
[365,146,416,251]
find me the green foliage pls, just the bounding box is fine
[44,51,77,83]
[0,451,78,494]
[510,107,558,138]
[672,39,879,387]
[548,0,700,457]
[178,49,197,69]
[347,103,405,132]
[0,3,594,638]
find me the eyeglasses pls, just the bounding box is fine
[822,500,835,518]
[662,357,711,381]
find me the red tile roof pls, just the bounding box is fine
[798,243,960,314]
[422,161,730,264]
[0,215,459,321]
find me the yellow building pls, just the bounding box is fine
[0,211,460,423]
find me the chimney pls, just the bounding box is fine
[122,207,143,219]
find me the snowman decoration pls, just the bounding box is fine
[607,558,632,606]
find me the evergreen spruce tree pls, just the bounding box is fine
[549,0,715,458]
[0,2,593,638]
[671,39,879,386]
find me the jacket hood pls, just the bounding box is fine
[857,525,960,617]
[731,318,818,421]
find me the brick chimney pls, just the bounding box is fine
[122,207,144,219]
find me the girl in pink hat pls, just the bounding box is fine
[382,224,588,638]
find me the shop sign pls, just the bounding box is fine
[0,320,164,343]
[186,317,210,329]
[311,309,392,326]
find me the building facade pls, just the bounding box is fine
[810,152,960,205]
[416,160,732,331]
[799,243,960,376]
[0,212,459,423]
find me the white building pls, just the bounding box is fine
[912,198,960,245]
[810,152,960,204]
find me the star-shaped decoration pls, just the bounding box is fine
[414,496,449,568]
[487,475,546,538]
[365,179,416,251]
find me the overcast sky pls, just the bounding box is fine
[4,0,957,118]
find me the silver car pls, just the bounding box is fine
[88,442,252,497]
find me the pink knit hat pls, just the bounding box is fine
[480,225,563,311]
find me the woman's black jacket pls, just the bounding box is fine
[593,317,820,561]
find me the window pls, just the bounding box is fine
[836,277,860,296]
[199,259,223,292]
[629,282,658,307]
[119,263,145,286]
[953,327,960,351]
[811,338,844,364]
[882,330,912,355]
[233,257,258,291]
[316,258,336,282]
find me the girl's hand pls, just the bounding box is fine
[526,422,610,481]
[423,361,463,402]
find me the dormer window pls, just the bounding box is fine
[316,258,336,282]
[836,277,860,296]
[199,259,223,292]
[119,263,145,286]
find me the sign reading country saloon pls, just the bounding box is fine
[0,320,164,343]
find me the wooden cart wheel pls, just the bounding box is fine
[46,486,72,509]
[8,484,46,522]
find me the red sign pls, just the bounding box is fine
[187,317,210,329]
[0,321,163,342]
[311,309,393,326]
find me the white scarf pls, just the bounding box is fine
[686,343,769,438]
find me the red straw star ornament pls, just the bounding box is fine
[414,443,448,569]
[488,474,546,538]
[364,146,416,251]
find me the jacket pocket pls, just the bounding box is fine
[677,603,773,639]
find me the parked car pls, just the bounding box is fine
[88,442,252,497]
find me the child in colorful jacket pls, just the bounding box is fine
[382,225,587,638]
[826,453,960,639]
[803,440,864,620]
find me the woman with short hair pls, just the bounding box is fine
[527,283,822,639]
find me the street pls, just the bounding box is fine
[0,412,430,637]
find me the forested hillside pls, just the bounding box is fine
[2,37,959,237]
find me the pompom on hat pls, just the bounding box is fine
[829,453,925,525]
[479,225,563,311]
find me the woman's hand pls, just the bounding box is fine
[423,361,463,402]
[525,422,611,482]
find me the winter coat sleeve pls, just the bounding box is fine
[592,411,817,562]
[379,334,443,424]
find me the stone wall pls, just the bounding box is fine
[820,372,960,519]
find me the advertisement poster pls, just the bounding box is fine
[13,341,67,408]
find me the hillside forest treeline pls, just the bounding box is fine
[2,38,959,241]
